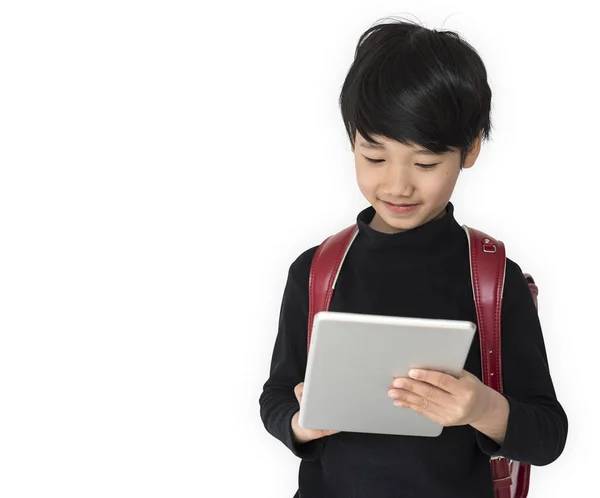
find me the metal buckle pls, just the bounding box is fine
[483,238,497,253]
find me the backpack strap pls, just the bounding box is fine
[462,226,507,393]
[462,226,513,498]
[307,224,359,353]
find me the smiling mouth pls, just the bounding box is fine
[382,201,419,207]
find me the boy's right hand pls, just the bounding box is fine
[291,382,341,444]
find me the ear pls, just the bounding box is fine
[462,133,483,170]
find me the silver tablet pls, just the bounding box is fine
[299,311,476,437]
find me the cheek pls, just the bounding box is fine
[439,170,460,193]
[421,169,459,195]
[356,180,373,201]
[356,173,378,203]
[355,166,376,193]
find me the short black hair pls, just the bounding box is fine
[339,17,492,168]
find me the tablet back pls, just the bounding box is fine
[299,311,476,437]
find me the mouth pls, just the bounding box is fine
[381,200,419,207]
[381,200,420,213]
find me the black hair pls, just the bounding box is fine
[339,17,492,168]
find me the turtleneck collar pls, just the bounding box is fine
[354,201,467,267]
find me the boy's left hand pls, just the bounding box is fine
[388,369,494,427]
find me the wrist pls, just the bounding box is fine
[291,411,311,444]
[473,386,499,426]
[469,389,510,445]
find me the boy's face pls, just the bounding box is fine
[352,131,481,234]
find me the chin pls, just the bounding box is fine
[374,210,419,233]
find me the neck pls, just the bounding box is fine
[355,201,465,268]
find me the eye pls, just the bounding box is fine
[364,157,384,164]
[364,156,440,169]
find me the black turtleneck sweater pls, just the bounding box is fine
[259,202,568,498]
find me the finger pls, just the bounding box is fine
[396,400,447,426]
[407,369,460,394]
[388,388,443,412]
[391,378,453,406]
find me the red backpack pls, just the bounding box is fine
[307,222,539,498]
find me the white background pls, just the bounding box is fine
[0,1,596,497]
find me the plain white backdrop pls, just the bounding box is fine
[0,1,596,496]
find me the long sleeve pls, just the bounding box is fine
[475,259,568,466]
[259,247,326,460]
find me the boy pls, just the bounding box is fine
[259,18,567,498]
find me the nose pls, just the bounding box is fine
[383,164,414,198]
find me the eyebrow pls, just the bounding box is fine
[358,141,440,155]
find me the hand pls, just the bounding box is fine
[387,369,495,427]
[291,382,340,444]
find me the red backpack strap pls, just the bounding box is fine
[462,226,507,393]
[463,226,513,498]
[307,224,359,353]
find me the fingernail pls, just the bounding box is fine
[409,369,421,379]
